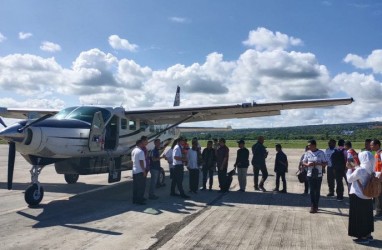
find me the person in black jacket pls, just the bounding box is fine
[273,144,288,193]
[252,136,268,191]
[234,140,250,192]
[201,140,216,191]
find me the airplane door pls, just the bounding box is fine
[88,111,105,152]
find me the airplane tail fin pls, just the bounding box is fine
[173,86,180,106]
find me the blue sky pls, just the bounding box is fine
[1,0,382,128]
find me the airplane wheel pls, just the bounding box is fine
[25,184,44,206]
[64,174,79,184]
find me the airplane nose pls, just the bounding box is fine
[0,123,25,142]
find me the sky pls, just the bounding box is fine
[1,0,382,128]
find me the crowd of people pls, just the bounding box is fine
[131,135,381,245]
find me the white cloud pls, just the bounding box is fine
[0,32,6,42]
[243,27,303,51]
[169,17,190,23]
[40,41,61,52]
[2,27,379,128]
[108,35,138,52]
[18,32,33,40]
[344,50,382,74]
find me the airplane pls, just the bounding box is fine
[0,86,353,206]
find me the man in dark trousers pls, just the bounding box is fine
[252,136,268,192]
[201,140,216,191]
[234,140,250,192]
[273,144,288,193]
[171,137,190,199]
[217,138,229,193]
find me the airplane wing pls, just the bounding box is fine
[125,97,354,124]
[0,107,60,119]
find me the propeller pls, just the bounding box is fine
[0,117,7,128]
[17,113,53,133]
[7,142,15,190]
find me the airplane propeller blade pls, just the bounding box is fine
[0,117,7,128]
[17,113,53,133]
[7,142,16,190]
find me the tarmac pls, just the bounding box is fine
[0,145,381,250]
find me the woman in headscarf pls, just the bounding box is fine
[346,151,375,244]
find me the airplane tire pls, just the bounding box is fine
[64,174,79,184]
[25,184,44,206]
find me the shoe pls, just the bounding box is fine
[209,187,212,191]
[367,236,373,241]
[314,207,318,213]
[279,190,287,193]
[200,187,207,191]
[180,194,190,199]
[149,195,159,200]
[326,193,334,197]
[353,238,369,244]
[374,213,382,219]
[170,193,180,196]
[259,186,267,192]
[309,207,316,213]
[254,186,260,191]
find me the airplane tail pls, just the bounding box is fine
[173,86,180,106]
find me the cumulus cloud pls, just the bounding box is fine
[18,32,32,40]
[169,17,190,23]
[2,27,378,128]
[243,27,303,51]
[108,35,138,52]
[40,41,61,52]
[344,50,382,74]
[0,32,6,42]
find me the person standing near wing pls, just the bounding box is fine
[252,136,268,192]
[171,137,190,199]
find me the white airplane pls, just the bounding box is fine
[0,86,353,206]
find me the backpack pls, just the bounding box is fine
[358,173,382,198]
[331,148,346,171]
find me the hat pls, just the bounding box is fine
[237,139,245,144]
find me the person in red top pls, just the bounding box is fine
[371,139,382,219]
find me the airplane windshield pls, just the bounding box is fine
[54,107,111,123]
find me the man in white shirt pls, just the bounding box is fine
[132,139,147,205]
[171,137,190,199]
[302,139,327,213]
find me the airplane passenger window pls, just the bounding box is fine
[129,120,136,130]
[121,119,127,130]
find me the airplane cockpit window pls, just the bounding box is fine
[54,107,77,120]
[54,107,111,124]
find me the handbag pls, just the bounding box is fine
[296,169,307,183]
[357,173,382,198]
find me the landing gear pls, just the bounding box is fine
[64,173,79,184]
[25,184,44,206]
[25,165,45,206]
